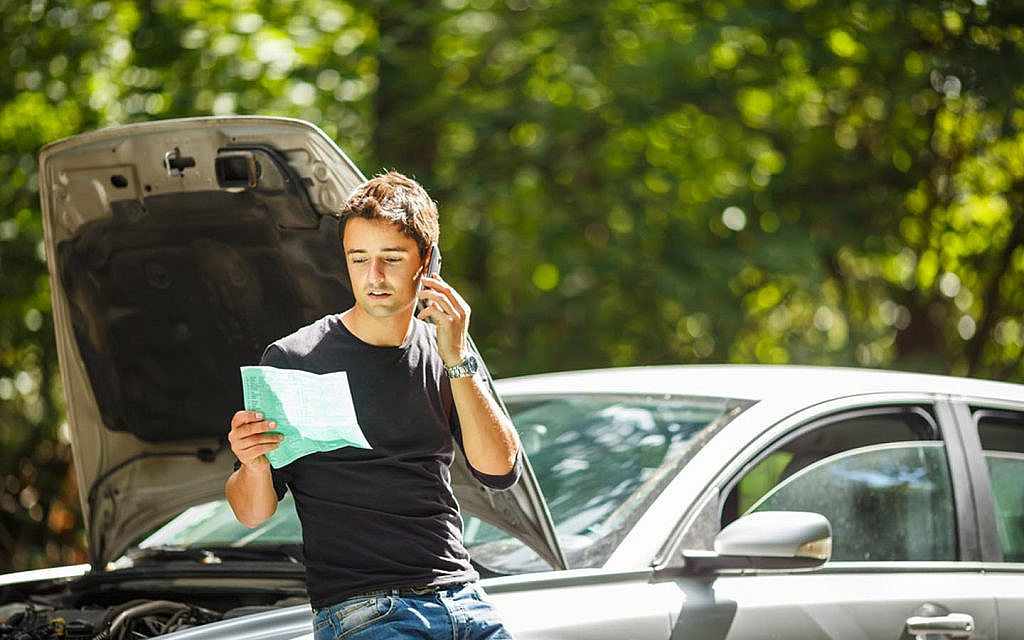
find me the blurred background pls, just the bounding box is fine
[1,0,1022,572]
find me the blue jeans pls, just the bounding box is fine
[312,583,514,640]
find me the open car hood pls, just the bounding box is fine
[37,116,565,571]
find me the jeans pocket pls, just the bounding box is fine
[334,596,396,639]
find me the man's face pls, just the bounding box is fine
[343,216,426,320]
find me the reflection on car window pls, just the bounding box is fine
[721,407,957,563]
[724,409,938,521]
[466,394,749,572]
[748,442,956,561]
[975,411,1024,562]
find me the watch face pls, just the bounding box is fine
[447,355,478,377]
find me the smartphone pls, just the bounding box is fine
[418,243,441,315]
[426,243,441,279]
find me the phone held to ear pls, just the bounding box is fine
[418,244,441,315]
[426,243,441,279]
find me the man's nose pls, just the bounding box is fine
[368,258,385,282]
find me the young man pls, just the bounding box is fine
[225,171,521,639]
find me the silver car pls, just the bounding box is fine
[2,117,1022,639]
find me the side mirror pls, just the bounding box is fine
[669,511,832,575]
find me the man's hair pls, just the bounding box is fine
[338,171,439,257]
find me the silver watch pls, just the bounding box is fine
[444,354,479,378]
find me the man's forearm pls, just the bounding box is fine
[225,463,279,527]
[451,376,520,475]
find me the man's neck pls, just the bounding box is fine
[339,307,415,347]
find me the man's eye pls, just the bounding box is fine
[385,258,402,263]
[350,258,367,264]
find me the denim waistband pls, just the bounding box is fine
[320,581,467,610]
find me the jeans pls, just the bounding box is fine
[312,582,514,640]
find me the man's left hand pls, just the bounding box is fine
[416,275,470,365]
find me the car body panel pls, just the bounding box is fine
[986,567,1024,639]
[140,566,1008,640]
[702,570,997,639]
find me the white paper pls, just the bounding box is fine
[240,366,369,448]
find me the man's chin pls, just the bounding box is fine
[360,299,413,319]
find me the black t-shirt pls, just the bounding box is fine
[254,314,520,609]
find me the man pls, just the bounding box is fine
[225,171,520,639]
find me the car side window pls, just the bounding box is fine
[722,407,958,562]
[974,410,1024,562]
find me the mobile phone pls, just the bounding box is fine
[418,244,441,315]
[426,243,441,279]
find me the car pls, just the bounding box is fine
[2,117,1022,639]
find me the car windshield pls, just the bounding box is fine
[467,394,748,571]
[133,393,748,572]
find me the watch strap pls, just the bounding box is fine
[444,354,478,378]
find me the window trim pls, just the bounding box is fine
[934,399,980,561]
[954,403,1024,563]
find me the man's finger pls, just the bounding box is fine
[423,275,471,310]
[417,290,461,319]
[249,443,281,458]
[418,304,459,326]
[231,410,264,429]
[442,278,471,310]
[422,278,472,322]
[243,420,277,437]
[240,434,284,450]
[420,276,457,301]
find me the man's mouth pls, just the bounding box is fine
[367,289,392,299]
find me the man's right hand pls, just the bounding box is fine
[228,410,284,468]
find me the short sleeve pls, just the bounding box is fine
[259,343,292,368]
[470,446,523,490]
[451,409,524,491]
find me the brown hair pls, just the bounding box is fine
[338,171,439,257]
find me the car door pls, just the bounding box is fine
[665,398,997,639]
[955,402,1024,640]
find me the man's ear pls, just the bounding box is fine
[418,246,432,278]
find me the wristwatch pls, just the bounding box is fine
[444,354,479,379]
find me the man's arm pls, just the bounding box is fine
[417,275,520,476]
[450,375,520,475]
[225,410,285,527]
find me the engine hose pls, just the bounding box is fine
[92,601,191,640]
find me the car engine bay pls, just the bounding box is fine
[0,560,307,640]
[0,599,226,640]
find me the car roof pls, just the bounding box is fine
[494,364,1024,407]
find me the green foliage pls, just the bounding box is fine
[2,0,1024,569]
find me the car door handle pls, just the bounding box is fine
[905,613,975,638]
